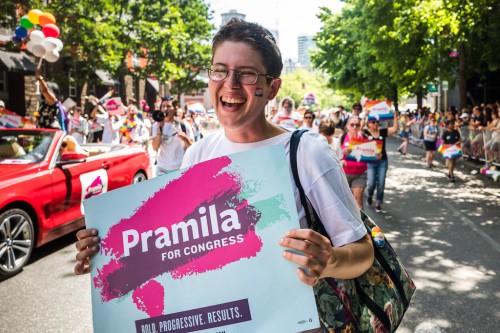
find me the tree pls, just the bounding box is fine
[278,68,351,110]
[313,0,500,110]
[34,0,213,101]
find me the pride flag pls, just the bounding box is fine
[365,100,393,121]
[346,137,383,163]
[438,143,462,159]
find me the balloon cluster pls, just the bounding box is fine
[12,9,63,63]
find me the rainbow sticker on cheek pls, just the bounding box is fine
[254,88,264,97]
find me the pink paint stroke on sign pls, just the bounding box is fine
[132,280,165,317]
[94,156,263,307]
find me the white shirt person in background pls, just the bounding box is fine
[151,96,193,175]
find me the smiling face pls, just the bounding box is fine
[209,41,281,136]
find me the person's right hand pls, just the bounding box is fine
[74,228,100,275]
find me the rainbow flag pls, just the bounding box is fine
[365,100,393,121]
[438,143,462,159]
[99,89,115,105]
[346,138,383,163]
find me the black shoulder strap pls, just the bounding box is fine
[290,130,330,238]
[340,131,347,145]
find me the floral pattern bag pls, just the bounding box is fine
[290,130,416,333]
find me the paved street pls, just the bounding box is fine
[1,136,499,333]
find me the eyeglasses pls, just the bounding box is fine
[369,121,379,124]
[207,64,274,85]
[350,123,361,128]
[304,116,313,119]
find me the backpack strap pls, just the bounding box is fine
[290,130,330,238]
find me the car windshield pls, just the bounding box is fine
[0,130,55,164]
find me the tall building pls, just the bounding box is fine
[297,35,316,70]
[221,10,246,26]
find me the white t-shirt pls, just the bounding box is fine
[181,130,365,247]
[68,116,88,144]
[272,111,303,130]
[97,114,120,144]
[152,122,186,171]
[328,137,343,160]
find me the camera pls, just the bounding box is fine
[152,110,166,122]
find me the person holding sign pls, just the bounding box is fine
[340,116,368,209]
[74,19,374,332]
[363,114,398,213]
[441,120,461,182]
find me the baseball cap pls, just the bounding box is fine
[460,113,469,119]
[0,100,5,107]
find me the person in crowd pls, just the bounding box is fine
[267,106,278,121]
[114,105,149,146]
[185,109,202,141]
[337,105,348,129]
[483,106,500,166]
[35,69,67,130]
[272,96,302,130]
[442,119,461,182]
[58,134,89,158]
[0,100,5,112]
[470,106,487,157]
[341,103,362,130]
[318,118,342,159]
[397,111,414,155]
[151,97,193,175]
[68,107,88,144]
[340,116,368,209]
[330,108,343,129]
[75,19,374,302]
[90,102,121,144]
[423,116,439,168]
[459,110,470,128]
[176,107,195,142]
[299,110,317,132]
[362,111,398,213]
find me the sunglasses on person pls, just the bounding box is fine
[369,120,379,124]
[304,116,313,119]
[350,123,361,128]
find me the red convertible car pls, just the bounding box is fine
[0,128,151,277]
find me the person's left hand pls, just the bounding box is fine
[279,229,336,286]
[375,153,382,160]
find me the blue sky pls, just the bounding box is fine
[207,0,344,59]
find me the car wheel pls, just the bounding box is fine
[0,208,35,277]
[132,171,147,184]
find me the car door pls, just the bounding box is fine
[49,155,110,228]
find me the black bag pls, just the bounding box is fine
[290,129,416,333]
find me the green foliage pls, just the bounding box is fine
[278,68,351,110]
[30,0,213,95]
[312,0,500,107]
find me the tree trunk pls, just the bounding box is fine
[417,90,423,109]
[458,42,467,110]
[393,86,399,111]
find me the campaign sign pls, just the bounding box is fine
[365,100,394,121]
[438,143,462,159]
[84,145,320,333]
[346,137,383,163]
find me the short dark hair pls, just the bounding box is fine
[318,118,335,136]
[212,18,283,80]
